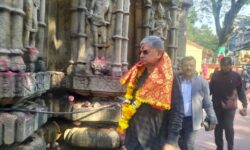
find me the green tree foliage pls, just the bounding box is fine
[193,0,250,47]
[187,7,218,51]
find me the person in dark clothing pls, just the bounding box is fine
[209,57,248,150]
[117,36,183,150]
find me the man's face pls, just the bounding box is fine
[181,60,196,77]
[139,43,162,66]
[220,63,232,73]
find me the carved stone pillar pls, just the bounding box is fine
[121,0,130,73]
[12,0,25,49]
[10,0,26,72]
[75,0,88,75]
[37,0,46,57]
[0,1,26,72]
[143,0,152,36]
[168,4,179,66]
[69,0,88,75]
[0,1,11,49]
[112,0,124,76]
[0,1,12,71]
[69,0,78,75]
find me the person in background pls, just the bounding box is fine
[210,57,248,150]
[117,35,184,150]
[202,63,209,80]
[178,56,217,150]
[241,65,250,91]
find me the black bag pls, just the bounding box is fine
[221,89,238,110]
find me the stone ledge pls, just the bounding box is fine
[67,75,125,97]
[0,100,48,146]
[0,72,51,105]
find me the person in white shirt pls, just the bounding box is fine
[178,56,218,150]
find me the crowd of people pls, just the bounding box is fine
[117,35,248,150]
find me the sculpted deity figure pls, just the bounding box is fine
[150,3,171,40]
[23,0,40,48]
[88,0,112,58]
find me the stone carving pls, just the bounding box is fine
[15,73,36,97]
[150,3,171,40]
[0,1,27,72]
[23,0,40,48]
[88,0,112,59]
[35,72,51,92]
[71,76,124,96]
[0,71,15,98]
[0,0,46,72]
[121,0,131,73]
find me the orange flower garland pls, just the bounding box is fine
[116,53,173,135]
[116,69,143,135]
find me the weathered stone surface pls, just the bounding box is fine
[0,72,51,105]
[64,127,120,148]
[15,72,51,97]
[34,99,48,129]
[12,112,35,142]
[0,71,15,98]
[0,113,17,145]
[17,100,48,131]
[0,51,10,71]
[9,54,26,72]
[15,73,35,97]
[49,71,65,88]
[18,133,46,150]
[96,128,120,148]
[70,75,124,96]
[0,100,48,145]
[68,102,121,123]
[35,72,51,93]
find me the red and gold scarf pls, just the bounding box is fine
[121,53,173,109]
[117,53,173,135]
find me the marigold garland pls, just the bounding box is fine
[116,53,173,135]
[116,69,143,135]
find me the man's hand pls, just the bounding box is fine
[208,123,216,131]
[239,108,247,116]
[162,144,177,150]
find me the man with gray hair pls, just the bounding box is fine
[178,56,217,150]
[117,35,183,150]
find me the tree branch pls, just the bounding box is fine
[211,0,222,37]
[218,0,246,46]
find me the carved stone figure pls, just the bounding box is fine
[23,0,40,48]
[88,0,111,58]
[150,3,171,40]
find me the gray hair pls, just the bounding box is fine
[140,36,164,50]
[181,56,196,65]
